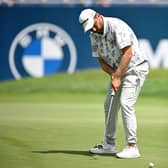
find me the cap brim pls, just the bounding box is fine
[83,19,94,32]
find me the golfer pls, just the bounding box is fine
[79,9,149,158]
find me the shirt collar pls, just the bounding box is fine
[102,16,108,36]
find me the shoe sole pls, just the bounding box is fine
[116,154,141,159]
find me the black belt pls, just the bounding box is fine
[136,60,148,66]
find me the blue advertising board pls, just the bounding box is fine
[0,5,168,81]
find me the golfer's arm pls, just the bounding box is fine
[97,56,114,76]
[114,46,132,78]
[97,45,132,77]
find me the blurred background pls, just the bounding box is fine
[0,0,168,81]
[1,0,168,6]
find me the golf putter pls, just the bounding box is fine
[106,89,115,129]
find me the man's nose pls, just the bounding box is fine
[92,27,96,32]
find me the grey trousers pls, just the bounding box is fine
[104,63,149,145]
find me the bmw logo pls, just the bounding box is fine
[9,23,77,79]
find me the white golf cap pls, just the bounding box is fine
[79,9,96,32]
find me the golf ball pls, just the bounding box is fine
[149,162,154,168]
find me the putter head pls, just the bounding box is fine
[111,89,115,96]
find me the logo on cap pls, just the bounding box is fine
[9,23,77,79]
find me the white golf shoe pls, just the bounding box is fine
[89,143,117,155]
[116,145,140,159]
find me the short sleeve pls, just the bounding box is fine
[114,24,131,49]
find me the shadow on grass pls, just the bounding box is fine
[32,150,116,158]
[32,150,93,157]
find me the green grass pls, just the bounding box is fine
[0,68,168,97]
[0,69,168,168]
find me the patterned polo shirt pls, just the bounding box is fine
[90,17,148,71]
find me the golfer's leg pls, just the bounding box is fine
[104,82,121,145]
[120,72,147,144]
[120,85,139,144]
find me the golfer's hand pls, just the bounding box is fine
[111,74,121,92]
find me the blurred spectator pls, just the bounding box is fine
[79,0,97,7]
[99,0,112,7]
[63,0,76,5]
[0,0,14,6]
